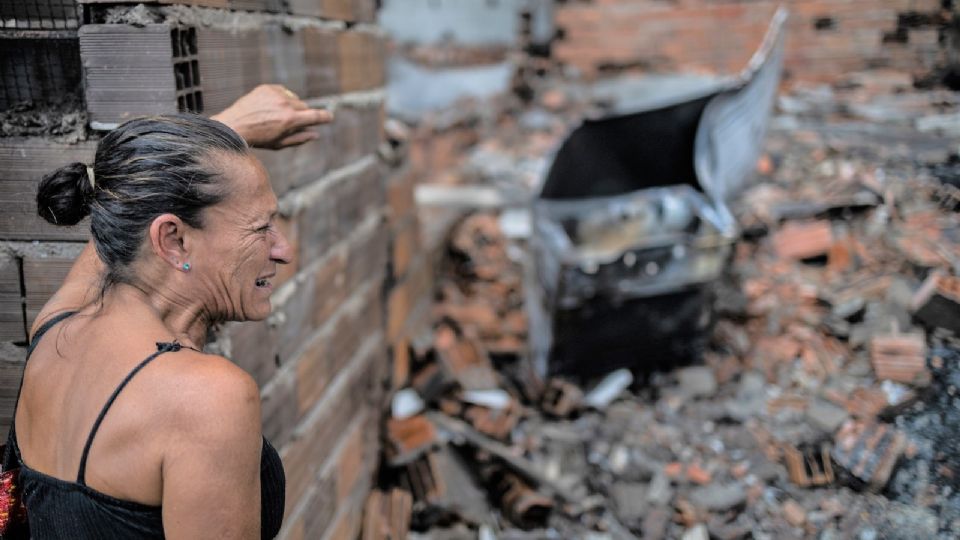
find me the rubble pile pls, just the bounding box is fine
[364,78,960,539]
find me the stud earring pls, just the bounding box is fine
[182,262,191,272]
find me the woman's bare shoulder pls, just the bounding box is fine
[149,351,261,437]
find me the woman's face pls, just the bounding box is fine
[190,153,292,322]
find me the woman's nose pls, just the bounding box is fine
[270,229,293,264]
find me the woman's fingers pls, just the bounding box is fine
[276,129,319,149]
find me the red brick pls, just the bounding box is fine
[321,0,354,20]
[386,279,410,343]
[386,164,417,225]
[353,0,377,22]
[297,158,383,265]
[334,104,385,167]
[312,246,350,327]
[390,339,411,391]
[345,221,388,292]
[312,217,387,328]
[391,216,419,280]
[274,272,318,364]
[297,280,381,415]
[773,220,834,260]
[870,333,929,384]
[338,30,386,93]
[302,27,340,98]
[337,420,366,504]
[281,342,383,512]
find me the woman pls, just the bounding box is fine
[7,87,326,538]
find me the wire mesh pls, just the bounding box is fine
[0,37,82,109]
[0,0,81,30]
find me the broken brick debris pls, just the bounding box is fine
[782,443,835,488]
[772,220,834,260]
[869,332,930,385]
[368,59,960,538]
[386,415,438,465]
[832,420,908,491]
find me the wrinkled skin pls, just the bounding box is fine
[186,153,292,323]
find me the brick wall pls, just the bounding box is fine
[0,2,426,538]
[554,0,949,85]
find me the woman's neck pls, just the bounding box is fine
[106,283,212,350]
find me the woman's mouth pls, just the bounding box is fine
[255,277,272,289]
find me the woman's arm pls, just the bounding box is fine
[161,358,263,538]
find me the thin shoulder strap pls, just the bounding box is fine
[27,310,77,359]
[76,341,185,485]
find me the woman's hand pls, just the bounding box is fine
[212,84,333,150]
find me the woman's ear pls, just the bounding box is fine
[149,214,189,271]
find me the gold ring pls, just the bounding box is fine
[283,88,297,99]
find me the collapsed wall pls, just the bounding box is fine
[0,2,432,538]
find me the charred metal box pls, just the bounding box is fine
[527,9,787,379]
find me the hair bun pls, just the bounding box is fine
[36,162,96,226]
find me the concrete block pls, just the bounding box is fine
[80,24,181,124]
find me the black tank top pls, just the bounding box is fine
[5,311,285,539]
